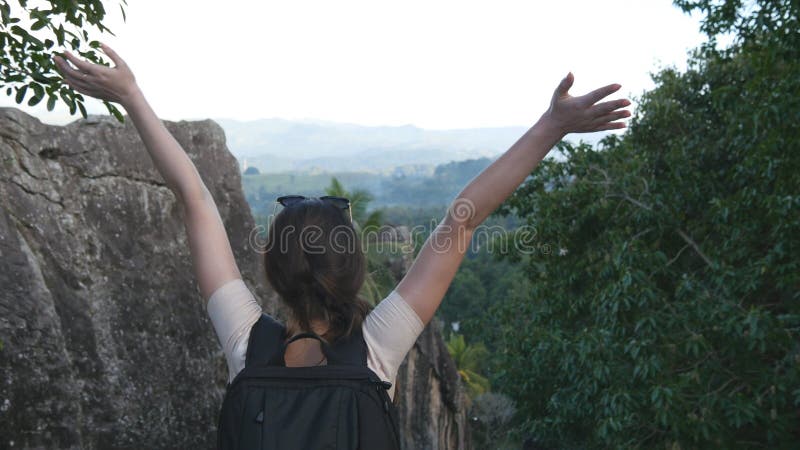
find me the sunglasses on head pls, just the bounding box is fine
[274,195,353,222]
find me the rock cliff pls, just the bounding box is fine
[0,108,468,449]
[395,321,469,449]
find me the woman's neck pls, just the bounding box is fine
[284,318,329,367]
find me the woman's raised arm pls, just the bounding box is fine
[54,44,242,299]
[396,73,631,325]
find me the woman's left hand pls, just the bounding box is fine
[540,72,632,135]
[53,43,140,107]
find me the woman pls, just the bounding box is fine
[54,44,629,442]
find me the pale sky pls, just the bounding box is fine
[3,0,706,129]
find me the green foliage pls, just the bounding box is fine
[445,333,491,399]
[480,1,800,448]
[442,270,487,328]
[470,393,519,450]
[438,246,529,344]
[325,176,383,232]
[319,178,405,306]
[383,157,493,207]
[0,0,126,119]
[243,166,260,175]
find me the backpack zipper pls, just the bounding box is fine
[373,380,392,412]
[372,380,401,448]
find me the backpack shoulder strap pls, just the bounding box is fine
[245,314,369,367]
[245,313,287,368]
[325,326,368,367]
[274,327,369,367]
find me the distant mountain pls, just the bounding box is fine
[215,118,527,172]
[216,118,612,173]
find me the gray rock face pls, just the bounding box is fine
[395,320,470,450]
[0,107,273,449]
[0,108,468,449]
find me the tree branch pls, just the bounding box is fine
[675,228,715,269]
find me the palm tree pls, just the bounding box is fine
[325,177,383,231]
[446,333,491,399]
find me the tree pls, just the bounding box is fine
[1,0,127,120]
[439,268,486,332]
[243,166,260,175]
[438,247,528,337]
[325,177,383,232]
[482,0,799,447]
[445,333,491,399]
[470,393,518,450]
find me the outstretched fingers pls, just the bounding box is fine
[592,109,631,125]
[588,94,631,131]
[53,55,79,78]
[592,98,631,115]
[593,121,627,131]
[583,83,622,105]
[54,56,92,81]
[99,43,126,68]
[586,105,631,132]
[62,51,97,75]
[54,56,100,94]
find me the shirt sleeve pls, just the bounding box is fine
[362,289,425,399]
[206,278,263,382]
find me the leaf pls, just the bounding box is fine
[77,101,87,118]
[10,25,43,48]
[28,83,44,106]
[10,25,26,38]
[59,91,77,115]
[31,19,47,31]
[27,94,42,106]
[55,25,65,46]
[46,94,56,111]
[0,3,9,23]
[106,102,124,123]
[14,85,27,104]
[31,72,50,84]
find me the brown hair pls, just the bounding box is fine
[264,198,371,342]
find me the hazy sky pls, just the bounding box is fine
[3,0,706,129]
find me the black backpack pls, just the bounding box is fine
[216,313,402,449]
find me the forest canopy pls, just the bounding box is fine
[465,0,800,447]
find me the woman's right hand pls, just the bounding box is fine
[540,72,631,135]
[53,43,140,107]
